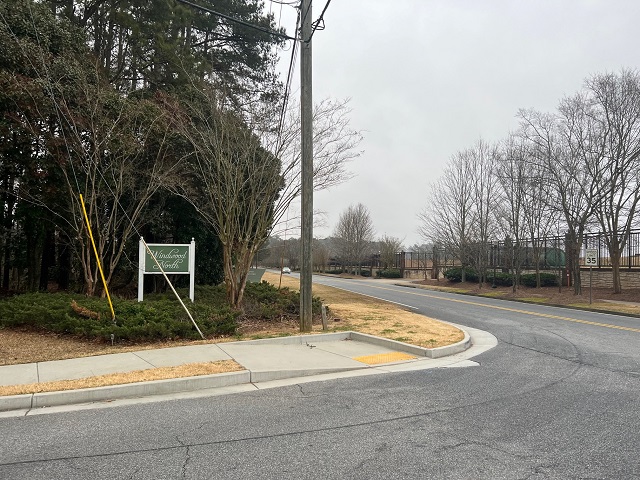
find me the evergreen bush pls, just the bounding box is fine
[0,281,323,343]
[520,272,559,287]
[376,269,402,279]
[443,267,479,283]
[487,272,513,286]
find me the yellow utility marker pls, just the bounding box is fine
[79,194,115,323]
[353,352,416,365]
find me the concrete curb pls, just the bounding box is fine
[235,330,471,359]
[3,371,251,412]
[347,330,471,359]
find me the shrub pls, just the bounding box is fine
[443,267,479,283]
[520,272,559,288]
[0,281,324,343]
[376,269,402,279]
[325,268,344,275]
[487,272,513,287]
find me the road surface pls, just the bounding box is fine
[1,276,639,479]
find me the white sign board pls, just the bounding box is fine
[138,237,195,302]
[585,248,598,266]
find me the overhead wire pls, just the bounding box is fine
[175,0,296,41]
[308,0,333,41]
[275,8,300,153]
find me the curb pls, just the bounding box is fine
[2,371,251,412]
[232,330,472,359]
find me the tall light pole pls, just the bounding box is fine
[299,0,313,332]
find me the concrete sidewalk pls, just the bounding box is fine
[0,327,497,414]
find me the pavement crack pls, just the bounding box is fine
[435,438,524,461]
[517,461,558,480]
[174,434,190,478]
[127,467,142,480]
[181,445,191,478]
[499,335,640,380]
[131,352,156,369]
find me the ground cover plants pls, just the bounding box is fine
[0,282,319,345]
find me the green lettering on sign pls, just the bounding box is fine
[145,245,190,273]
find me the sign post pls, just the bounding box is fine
[138,238,196,302]
[585,248,598,304]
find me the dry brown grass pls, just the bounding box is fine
[0,360,243,396]
[264,272,464,347]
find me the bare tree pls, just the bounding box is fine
[517,134,561,287]
[378,235,404,270]
[174,86,284,308]
[418,149,475,281]
[495,134,530,291]
[468,140,499,287]
[265,97,363,234]
[419,140,497,285]
[333,203,375,275]
[312,238,329,272]
[519,100,608,295]
[585,69,640,293]
[17,60,180,296]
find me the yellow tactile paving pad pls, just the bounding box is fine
[353,352,417,365]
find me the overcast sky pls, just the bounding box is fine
[272,0,640,248]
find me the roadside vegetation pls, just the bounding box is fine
[0,272,464,368]
[443,267,559,287]
[0,282,322,345]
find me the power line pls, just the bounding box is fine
[275,10,300,151]
[175,0,296,41]
[308,0,332,41]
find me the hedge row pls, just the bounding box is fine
[376,269,403,279]
[0,282,322,343]
[444,268,559,287]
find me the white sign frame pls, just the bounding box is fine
[138,237,195,302]
[585,248,598,267]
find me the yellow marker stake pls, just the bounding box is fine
[79,194,116,323]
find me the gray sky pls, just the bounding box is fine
[273,0,640,247]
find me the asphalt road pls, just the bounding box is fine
[1,276,639,479]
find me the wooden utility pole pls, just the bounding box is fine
[299,0,313,332]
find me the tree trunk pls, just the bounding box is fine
[610,246,622,294]
[39,226,55,291]
[56,230,72,290]
[2,185,15,289]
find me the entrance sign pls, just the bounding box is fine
[138,238,195,302]
[247,268,266,283]
[144,245,190,273]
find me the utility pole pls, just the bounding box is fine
[299,0,313,332]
